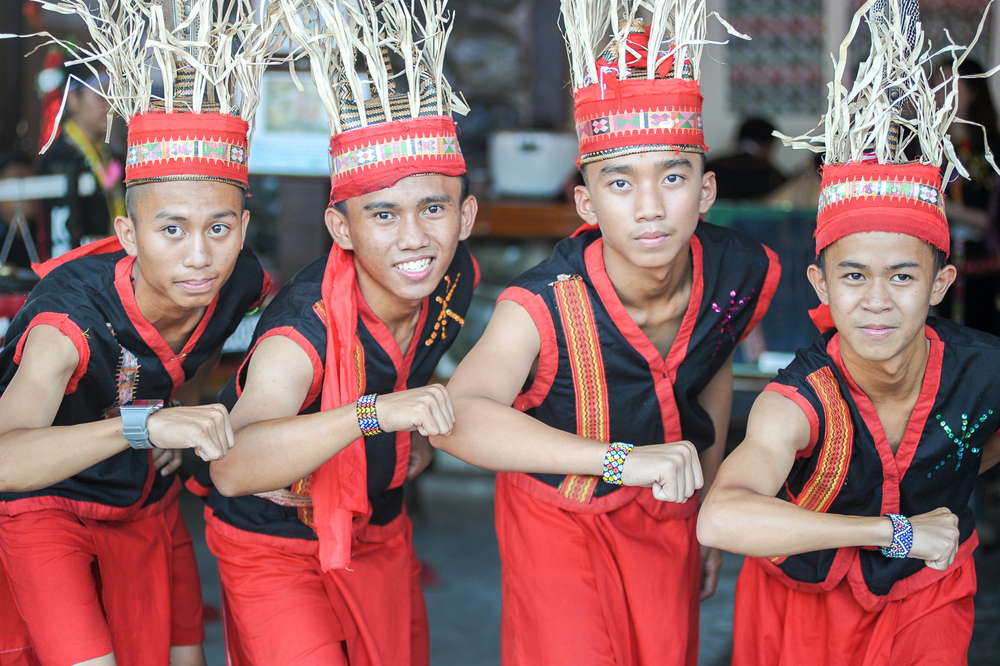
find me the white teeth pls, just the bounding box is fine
[396,258,432,273]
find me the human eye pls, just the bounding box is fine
[890,273,913,283]
[665,174,683,184]
[163,225,183,238]
[844,272,864,282]
[610,179,629,190]
[425,205,443,215]
[209,223,231,237]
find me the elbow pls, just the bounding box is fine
[695,499,731,551]
[209,462,243,498]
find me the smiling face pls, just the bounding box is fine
[575,150,716,272]
[114,180,249,313]
[326,173,477,317]
[807,231,956,363]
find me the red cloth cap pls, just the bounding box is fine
[573,78,706,167]
[125,112,249,188]
[815,161,949,256]
[330,116,466,204]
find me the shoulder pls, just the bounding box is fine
[506,232,593,296]
[695,221,774,266]
[929,317,1000,352]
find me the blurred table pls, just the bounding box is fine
[473,201,582,238]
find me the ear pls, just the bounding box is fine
[239,208,250,250]
[325,205,353,251]
[114,215,139,258]
[929,264,958,307]
[806,263,830,305]
[574,183,599,227]
[458,194,478,241]
[699,169,718,215]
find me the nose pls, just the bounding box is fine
[396,213,431,251]
[183,233,212,270]
[633,181,665,224]
[861,278,892,314]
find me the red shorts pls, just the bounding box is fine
[733,555,977,666]
[206,507,429,666]
[0,500,204,666]
[495,472,701,666]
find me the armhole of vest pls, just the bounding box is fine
[14,312,91,394]
[470,252,481,290]
[238,326,324,413]
[739,244,782,343]
[253,268,274,312]
[498,286,557,411]
[763,382,820,458]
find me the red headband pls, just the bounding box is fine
[125,112,249,189]
[815,161,949,256]
[329,116,466,204]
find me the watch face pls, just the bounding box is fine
[127,400,162,408]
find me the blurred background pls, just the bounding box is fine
[2,0,1000,663]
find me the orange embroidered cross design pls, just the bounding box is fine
[424,273,464,347]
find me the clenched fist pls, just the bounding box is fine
[368,384,455,437]
[146,404,235,462]
[620,440,703,503]
[907,507,960,571]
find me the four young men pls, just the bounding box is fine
[2,0,997,665]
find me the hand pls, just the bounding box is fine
[700,545,723,601]
[370,385,455,437]
[907,507,960,571]
[151,448,183,477]
[407,433,435,480]
[145,404,235,462]
[620,441,702,503]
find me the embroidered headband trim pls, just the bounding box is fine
[817,177,944,218]
[332,133,463,177]
[126,138,248,170]
[576,108,704,141]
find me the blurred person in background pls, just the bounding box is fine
[36,46,125,259]
[705,117,787,201]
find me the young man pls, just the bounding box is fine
[201,2,475,664]
[0,4,276,664]
[698,4,1000,664]
[432,3,779,665]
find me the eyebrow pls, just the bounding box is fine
[153,209,238,222]
[887,261,921,271]
[362,201,398,212]
[598,163,634,177]
[836,260,923,271]
[418,194,451,207]
[655,157,693,171]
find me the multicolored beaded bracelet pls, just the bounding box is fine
[880,513,913,559]
[602,441,634,485]
[356,394,382,436]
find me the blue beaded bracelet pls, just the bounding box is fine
[602,441,634,485]
[356,394,382,436]
[880,513,913,559]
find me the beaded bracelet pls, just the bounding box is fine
[602,441,634,485]
[356,394,382,436]
[880,513,913,559]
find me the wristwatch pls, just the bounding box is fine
[121,400,164,450]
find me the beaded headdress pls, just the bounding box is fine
[279,0,469,203]
[561,0,747,166]
[776,0,999,256]
[25,0,285,189]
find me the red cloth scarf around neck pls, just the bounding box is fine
[314,243,370,570]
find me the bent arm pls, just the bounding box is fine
[210,335,362,497]
[0,325,129,492]
[698,390,894,557]
[433,300,614,476]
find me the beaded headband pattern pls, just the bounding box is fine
[278,0,468,203]
[23,0,285,188]
[561,0,747,166]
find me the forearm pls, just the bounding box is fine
[211,403,363,496]
[698,485,894,557]
[433,395,607,475]
[0,419,129,492]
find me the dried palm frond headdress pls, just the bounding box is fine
[777,0,1000,256]
[561,0,747,166]
[279,0,468,203]
[23,0,285,189]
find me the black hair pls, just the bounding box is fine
[737,118,777,146]
[330,172,471,216]
[816,245,949,275]
[125,182,247,222]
